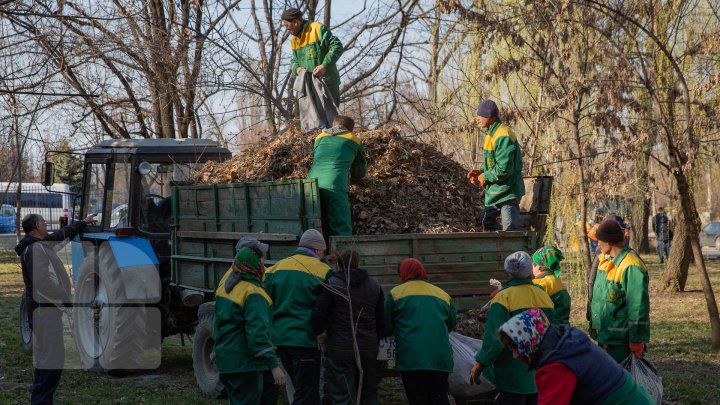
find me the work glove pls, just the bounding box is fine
[629,342,645,358]
[476,173,486,187]
[469,362,483,385]
[467,169,481,185]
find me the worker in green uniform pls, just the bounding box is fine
[532,245,571,325]
[384,258,457,405]
[470,251,554,405]
[591,218,650,362]
[307,115,367,236]
[263,229,331,405]
[282,8,344,105]
[213,245,285,405]
[466,99,525,231]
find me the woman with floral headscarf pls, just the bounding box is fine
[532,245,571,324]
[498,308,652,405]
[384,258,457,405]
[214,246,285,405]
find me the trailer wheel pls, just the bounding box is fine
[19,293,33,354]
[73,245,148,371]
[193,303,225,398]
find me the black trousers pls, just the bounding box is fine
[277,346,321,405]
[31,307,65,405]
[324,349,379,405]
[400,370,450,405]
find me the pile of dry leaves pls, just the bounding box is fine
[192,127,483,234]
[454,308,489,339]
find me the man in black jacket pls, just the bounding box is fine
[311,249,385,405]
[15,212,96,405]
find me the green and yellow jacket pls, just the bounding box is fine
[307,128,367,193]
[596,248,650,346]
[384,279,456,372]
[475,278,554,394]
[213,270,278,374]
[291,20,344,103]
[264,250,331,347]
[591,253,613,331]
[480,120,525,207]
[533,271,571,325]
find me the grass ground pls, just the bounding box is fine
[1,248,719,404]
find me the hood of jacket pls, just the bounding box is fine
[533,325,593,369]
[15,234,41,256]
[332,267,369,287]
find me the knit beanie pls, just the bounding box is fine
[477,99,499,118]
[281,8,303,21]
[299,229,326,250]
[504,251,533,279]
[235,236,269,255]
[594,218,624,244]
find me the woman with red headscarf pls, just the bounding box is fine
[384,258,457,405]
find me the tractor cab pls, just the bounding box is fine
[78,138,230,260]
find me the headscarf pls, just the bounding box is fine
[498,308,551,363]
[532,245,565,277]
[398,258,428,283]
[231,247,265,282]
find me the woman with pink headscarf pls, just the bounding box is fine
[384,258,457,405]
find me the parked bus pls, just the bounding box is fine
[0,182,74,231]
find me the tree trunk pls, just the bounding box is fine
[324,0,332,27]
[672,169,720,350]
[662,207,691,291]
[632,149,651,253]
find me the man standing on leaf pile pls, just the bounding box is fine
[307,115,367,236]
[282,7,344,106]
[590,217,650,363]
[467,99,525,231]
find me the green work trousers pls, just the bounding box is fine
[319,188,352,236]
[604,343,632,363]
[220,370,279,405]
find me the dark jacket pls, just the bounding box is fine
[311,267,385,352]
[15,221,85,310]
[532,325,629,404]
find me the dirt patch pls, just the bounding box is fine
[193,127,483,234]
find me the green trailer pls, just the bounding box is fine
[171,176,551,397]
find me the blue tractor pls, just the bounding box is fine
[29,139,230,372]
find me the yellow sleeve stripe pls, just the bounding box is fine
[265,255,331,279]
[315,131,362,145]
[390,280,451,305]
[605,253,648,282]
[291,21,323,50]
[493,284,554,312]
[533,276,566,297]
[491,125,518,143]
[216,270,273,306]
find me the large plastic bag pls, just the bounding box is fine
[448,332,495,396]
[621,355,663,405]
